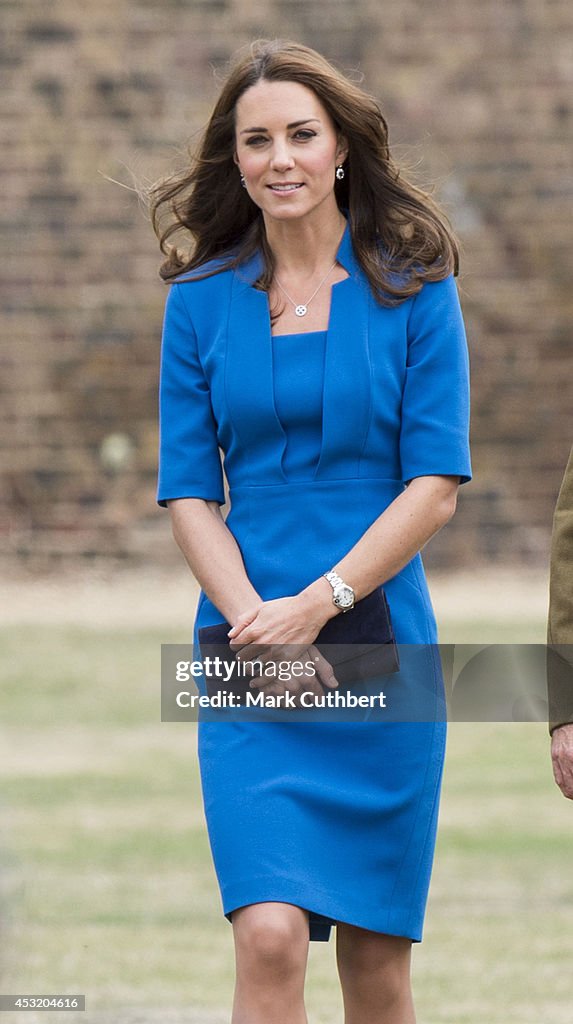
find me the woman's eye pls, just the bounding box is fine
[245,130,316,146]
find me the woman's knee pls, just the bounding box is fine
[336,927,412,993]
[232,902,309,977]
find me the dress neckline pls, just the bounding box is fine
[271,329,327,339]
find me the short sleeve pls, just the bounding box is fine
[399,273,472,485]
[156,283,225,508]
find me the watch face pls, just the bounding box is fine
[334,585,354,609]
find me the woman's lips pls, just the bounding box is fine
[267,183,304,193]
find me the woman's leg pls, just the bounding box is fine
[336,924,416,1024]
[230,901,310,1024]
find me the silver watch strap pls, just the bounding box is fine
[323,570,348,590]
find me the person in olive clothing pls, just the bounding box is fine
[548,445,573,799]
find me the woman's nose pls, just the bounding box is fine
[270,143,295,171]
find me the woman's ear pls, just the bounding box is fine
[336,135,349,165]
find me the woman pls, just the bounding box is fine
[153,38,471,1024]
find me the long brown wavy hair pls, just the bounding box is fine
[149,38,460,308]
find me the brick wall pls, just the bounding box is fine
[2,0,572,573]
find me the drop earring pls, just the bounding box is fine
[336,165,345,180]
[239,171,247,189]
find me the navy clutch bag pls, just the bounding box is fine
[198,586,399,698]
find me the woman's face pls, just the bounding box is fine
[233,79,348,223]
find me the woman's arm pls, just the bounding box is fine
[229,474,460,645]
[168,497,263,626]
[170,496,339,694]
[299,474,459,622]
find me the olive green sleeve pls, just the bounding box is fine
[547,446,573,734]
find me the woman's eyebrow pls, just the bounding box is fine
[240,118,321,134]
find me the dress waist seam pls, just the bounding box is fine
[228,477,405,491]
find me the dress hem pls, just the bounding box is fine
[219,877,424,944]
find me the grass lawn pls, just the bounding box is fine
[1,617,572,1023]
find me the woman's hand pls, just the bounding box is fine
[248,644,338,705]
[228,594,328,658]
[228,596,338,694]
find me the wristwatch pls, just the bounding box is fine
[323,570,355,612]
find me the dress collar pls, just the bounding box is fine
[225,211,373,484]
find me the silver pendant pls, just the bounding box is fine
[295,305,307,317]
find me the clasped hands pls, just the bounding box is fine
[227,595,339,703]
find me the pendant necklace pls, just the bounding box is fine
[274,260,337,317]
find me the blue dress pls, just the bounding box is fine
[156,218,472,942]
